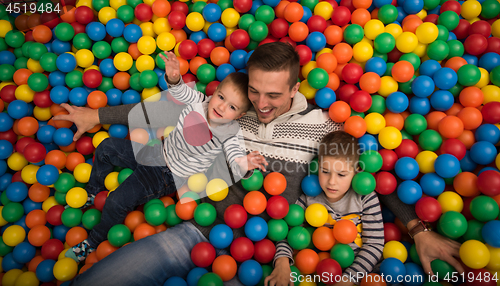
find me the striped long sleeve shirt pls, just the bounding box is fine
[274,190,385,284]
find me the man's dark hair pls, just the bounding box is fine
[217,72,251,111]
[246,42,300,90]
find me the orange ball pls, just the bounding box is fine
[384,112,404,130]
[457,107,482,130]
[312,226,336,251]
[178,57,189,75]
[295,249,320,275]
[113,72,131,91]
[445,103,464,116]
[86,251,99,265]
[66,152,85,171]
[360,273,386,286]
[18,117,39,136]
[79,264,93,275]
[28,225,51,247]
[53,111,74,129]
[457,129,475,149]
[124,210,146,232]
[171,29,187,42]
[155,224,167,233]
[152,0,171,17]
[317,53,338,74]
[210,47,230,66]
[438,115,464,139]
[334,63,347,81]
[351,9,371,27]
[45,150,67,170]
[402,17,422,33]
[60,141,76,152]
[159,196,175,207]
[284,2,304,23]
[175,198,198,220]
[212,255,237,281]
[88,91,108,109]
[189,56,208,75]
[425,111,447,130]
[66,226,88,247]
[326,73,340,91]
[275,1,291,18]
[133,223,157,241]
[289,22,309,42]
[318,252,331,261]
[359,72,381,94]
[324,25,343,46]
[60,5,76,23]
[333,219,358,244]
[459,87,484,108]
[28,256,44,273]
[353,0,372,9]
[224,36,236,53]
[243,191,267,215]
[25,209,47,229]
[15,14,29,31]
[29,183,50,203]
[50,103,66,116]
[332,43,353,64]
[32,25,53,43]
[444,57,468,72]
[344,116,367,138]
[13,69,32,85]
[453,172,480,197]
[391,61,414,82]
[329,101,351,122]
[263,172,287,195]
[96,240,119,261]
[27,13,41,30]
[128,43,142,60]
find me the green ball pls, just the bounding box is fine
[255,5,275,25]
[374,33,396,54]
[54,191,67,205]
[74,181,87,188]
[1,190,11,206]
[14,57,28,70]
[61,208,83,227]
[144,198,164,211]
[54,173,76,193]
[384,63,394,76]
[127,0,142,8]
[98,77,114,93]
[307,68,329,89]
[82,208,101,230]
[5,30,25,48]
[436,25,449,42]
[238,14,256,31]
[0,237,13,256]
[438,11,459,31]
[0,5,6,18]
[28,73,49,92]
[145,204,168,226]
[404,114,427,135]
[146,139,162,146]
[193,203,216,227]
[129,61,139,75]
[359,150,383,173]
[22,42,33,58]
[352,172,376,195]
[73,33,92,50]
[399,75,415,94]
[13,47,23,58]
[246,40,259,51]
[197,273,223,286]
[28,42,48,61]
[431,259,455,280]
[2,202,24,223]
[372,51,388,62]
[287,226,311,250]
[330,243,355,268]
[351,110,365,118]
[438,211,467,239]
[418,129,443,151]
[290,266,301,286]
[284,204,305,227]
[448,83,463,97]
[462,220,485,242]
[93,41,112,59]
[108,224,132,247]
[427,40,449,61]
[139,70,159,88]
[117,5,135,23]
[54,23,75,42]
[409,243,421,265]
[470,195,500,222]
[241,169,264,191]
[309,157,319,176]
[0,38,7,51]
[93,0,110,11]
[267,219,289,241]
[0,64,15,82]
[481,0,500,19]
[196,82,207,94]
[258,265,274,286]
[217,0,234,10]
[111,37,130,53]
[165,204,182,227]
[367,95,386,114]
[305,226,315,249]
[378,5,398,24]
[65,70,84,89]
[40,53,58,72]
[301,0,319,11]
[447,40,464,59]
[129,73,143,91]
[424,0,440,10]
[197,64,216,84]
[457,64,481,86]
[118,168,133,184]
[191,1,207,13]
[491,65,500,87]
[344,24,364,45]
[248,21,268,42]
[400,53,420,71]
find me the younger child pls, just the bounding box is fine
[265,131,384,286]
[66,51,267,262]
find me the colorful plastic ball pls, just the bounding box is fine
[380,257,406,283]
[397,180,422,205]
[379,126,402,150]
[223,204,247,229]
[165,277,188,286]
[193,203,216,227]
[411,75,435,98]
[419,172,445,197]
[284,204,305,227]
[415,197,442,223]
[438,211,467,239]
[56,53,76,73]
[477,170,500,197]
[395,157,419,180]
[238,259,262,286]
[459,240,490,270]
[471,195,500,222]
[365,57,387,76]
[432,67,457,90]
[482,220,500,248]
[123,24,142,43]
[344,24,364,45]
[386,92,408,114]
[470,141,497,165]
[35,164,59,186]
[433,154,460,179]
[305,203,328,227]
[6,182,28,202]
[35,259,56,282]
[3,225,26,247]
[287,226,311,250]
[245,216,268,242]
[209,224,233,249]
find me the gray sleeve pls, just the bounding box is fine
[377,190,418,227]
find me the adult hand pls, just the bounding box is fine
[159,51,181,84]
[52,103,100,141]
[265,257,293,286]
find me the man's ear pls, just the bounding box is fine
[291,82,300,98]
[236,112,246,119]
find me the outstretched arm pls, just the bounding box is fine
[52,103,101,141]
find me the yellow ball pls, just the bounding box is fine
[299,279,317,286]
[305,203,328,227]
[416,9,427,20]
[33,106,52,121]
[53,258,78,281]
[14,271,39,286]
[142,86,161,101]
[110,0,127,10]
[42,196,60,212]
[474,67,490,89]
[496,153,500,170]
[385,23,403,38]
[21,165,40,185]
[92,131,110,148]
[174,42,182,57]
[153,18,171,35]
[66,187,88,208]
[75,49,94,68]
[378,76,398,97]
[3,225,26,247]
[493,19,500,38]
[74,163,92,183]
[98,7,116,24]
[2,269,23,286]
[482,85,500,104]
[378,126,402,149]
[299,80,317,100]
[76,0,92,7]
[461,0,482,20]
[221,8,240,28]
[486,244,500,271]
[415,150,438,173]
[353,42,373,62]
[0,20,13,37]
[138,36,157,55]
[157,32,176,51]
[140,22,156,37]
[415,22,438,44]
[188,173,208,193]
[438,191,463,213]
[364,113,386,134]
[105,172,120,191]
[8,152,28,172]
[114,52,133,71]
[396,32,419,53]
[316,48,333,59]
[206,178,229,201]
[186,12,205,32]
[460,240,490,269]
[301,61,317,78]
[15,84,35,103]
[59,248,71,261]
[203,21,213,34]
[226,26,236,37]
[314,2,334,20]
[383,241,408,263]
[143,0,155,5]
[136,55,155,72]
[27,59,44,73]
[0,207,8,227]
[364,19,385,40]
[412,42,428,58]
[163,126,176,137]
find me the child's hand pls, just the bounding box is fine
[265,257,294,286]
[235,151,268,173]
[159,51,181,84]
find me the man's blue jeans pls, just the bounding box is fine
[86,137,178,248]
[70,222,243,286]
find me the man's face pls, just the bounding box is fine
[247,68,300,124]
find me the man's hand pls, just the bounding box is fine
[265,257,293,286]
[235,151,268,173]
[52,103,100,141]
[159,51,181,84]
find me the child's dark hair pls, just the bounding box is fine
[218,72,251,112]
[318,131,360,167]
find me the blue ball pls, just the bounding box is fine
[306,32,326,52]
[56,53,77,73]
[36,259,57,282]
[202,3,222,22]
[434,154,460,178]
[100,58,118,77]
[245,50,254,64]
[50,86,70,104]
[412,76,435,98]
[479,52,500,72]
[380,257,407,283]
[86,22,106,41]
[209,224,234,249]
[230,50,248,70]
[477,167,500,176]
[427,5,440,14]
[216,63,236,82]
[374,0,392,7]
[106,89,123,106]
[187,267,209,286]
[386,91,409,113]
[0,113,14,132]
[470,141,497,165]
[36,164,59,186]
[460,151,477,172]
[6,182,28,202]
[52,224,70,242]
[106,18,125,38]
[109,124,128,139]
[49,71,66,87]
[365,57,387,76]
[51,39,71,55]
[300,6,312,23]
[124,24,143,43]
[419,59,441,77]
[207,23,227,42]
[37,125,56,144]
[396,6,407,23]
[0,173,12,191]
[238,259,263,286]
[0,50,16,65]
[395,157,419,180]
[262,0,280,7]
[430,90,454,111]
[315,88,336,109]
[403,0,424,14]
[301,175,322,196]
[0,140,13,160]
[53,127,74,147]
[397,180,422,204]
[447,32,457,41]
[164,277,188,286]
[250,0,264,14]
[69,87,89,106]
[358,134,379,153]
[433,68,457,90]
[463,54,478,66]
[22,198,42,213]
[2,252,23,272]
[409,96,430,115]
[122,90,142,104]
[403,263,425,286]
[245,216,268,241]
[189,31,207,44]
[482,220,500,248]
[13,242,36,264]
[419,173,445,196]
[0,160,6,176]
[475,124,500,145]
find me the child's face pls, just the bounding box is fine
[318,156,356,203]
[208,82,247,124]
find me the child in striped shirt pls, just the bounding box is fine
[266,131,384,286]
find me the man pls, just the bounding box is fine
[56,42,462,286]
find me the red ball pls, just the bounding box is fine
[224,204,248,229]
[307,15,327,33]
[94,191,108,211]
[0,129,17,145]
[83,69,103,89]
[379,149,398,171]
[440,0,461,14]
[270,18,289,38]
[423,14,439,24]
[46,205,65,226]
[191,242,216,268]
[337,84,358,103]
[230,29,250,49]
[171,1,189,15]
[253,239,276,264]
[349,90,372,112]
[388,48,404,63]
[339,0,353,11]
[197,39,216,58]
[76,136,95,155]
[469,21,492,38]
[374,171,397,195]
[466,269,497,286]
[23,142,47,163]
[383,222,401,243]
[230,237,254,262]
[477,170,500,196]
[205,81,220,96]
[462,197,474,221]
[415,197,442,223]
[481,102,500,124]
[316,259,342,285]
[485,36,500,54]
[342,63,363,84]
[451,19,470,40]
[71,22,86,35]
[15,137,36,154]
[279,37,296,47]
[266,195,290,219]
[182,74,198,85]
[233,0,253,13]
[135,3,153,22]
[74,6,94,25]
[395,139,419,159]
[168,11,186,30]
[178,40,198,60]
[33,90,53,108]
[464,34,488,56]
[41,239,64,260]
[439,138,466,161]
[39,12,60,29]
[331,6,351,26]
[295,45,313,66]
[0,85,16,103]
[12,171,23,183]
